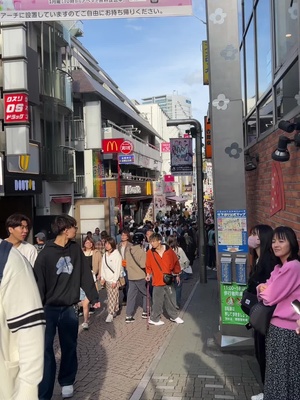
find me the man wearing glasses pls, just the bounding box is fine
[34,214,100,400]
[5,213,38,267]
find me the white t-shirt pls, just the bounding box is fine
[17,242,38,267]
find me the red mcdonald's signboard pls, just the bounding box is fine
[102,138,124,153]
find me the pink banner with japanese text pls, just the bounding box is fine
[0,0,193,21]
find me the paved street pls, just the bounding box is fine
[51,266,262,400]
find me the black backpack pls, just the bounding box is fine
[0,240,13,282]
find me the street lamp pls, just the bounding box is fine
[167,118,206,284]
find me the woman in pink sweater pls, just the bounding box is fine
[257,226,300,400]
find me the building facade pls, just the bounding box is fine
[239,0,300,230]
[0,20,162,237]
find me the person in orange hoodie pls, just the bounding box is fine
[145,233,184,326]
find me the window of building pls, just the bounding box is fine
[240,44,246,117]
[274,0,298,68]
[258,92,273,135]
[245,21,256,114]
[276,59,299,120]
[256,0,272,99]
[243,0,254,28]
[246,110,257,145]
[238,0,244,44]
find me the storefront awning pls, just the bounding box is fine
[166,196,187,203]
[51,196,72,204]
[120,196,152,202]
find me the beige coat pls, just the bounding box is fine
[92,249,102,277]
[118,242,146,280]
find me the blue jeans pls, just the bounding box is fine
[38,305,78,400]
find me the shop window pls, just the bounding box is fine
[258,93,273,135]
[245,21,256,114]
[276,60,299,120]
[246,111,257,145]
[238,0,244,44]
[256,0,272,99]
[274,0,298,68]
[243,0,254,28]
[240,45,246,117]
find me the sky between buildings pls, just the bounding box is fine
[80,1,209,125]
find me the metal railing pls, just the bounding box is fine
[105,120,160,151]
[39,68,73,109]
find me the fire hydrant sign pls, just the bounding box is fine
[4,93,29,124]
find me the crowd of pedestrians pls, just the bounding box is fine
[3,207,300,400]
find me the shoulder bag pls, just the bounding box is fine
[129,247,145,270]
[249,301,276,335]
[240,288,258,316]
[152,251,173,285]
[104,253,125,287]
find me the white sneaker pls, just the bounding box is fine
[81,322,89,330]
[148,319,164,326]
[105,314,113,323]
[62,385,74,398]
[170,317,184,324]
[251,394,264,400]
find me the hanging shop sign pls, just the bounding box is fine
[120,140,134,155]
[4,141,42,194]
[170,137,193,176]
[102,138,124,154]
[119,155,135,164]
[4,92,29,124]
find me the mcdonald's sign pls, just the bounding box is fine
[102,138,124,154]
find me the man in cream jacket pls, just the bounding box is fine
[0,239,45,400]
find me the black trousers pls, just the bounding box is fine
[254,329,266,385]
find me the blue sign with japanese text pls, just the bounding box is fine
[118,155,134,164]
[217,209,248,253]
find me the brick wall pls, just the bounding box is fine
[245,127,300,237]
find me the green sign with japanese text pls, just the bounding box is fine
[220,283,249,325]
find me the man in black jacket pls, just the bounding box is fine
[34,215,100,400]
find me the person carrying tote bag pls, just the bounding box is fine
[257,226,300,400]
[100,237,122,323]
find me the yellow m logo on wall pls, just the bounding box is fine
[19,154,30,171]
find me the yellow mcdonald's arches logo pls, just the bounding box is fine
[19,154,30,171]
[107,140,118,152]
[146,181,152,195]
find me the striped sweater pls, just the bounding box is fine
[0,240,45,400]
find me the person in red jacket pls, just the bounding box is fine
[145,233,184,326]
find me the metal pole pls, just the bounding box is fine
[167,119,207,283]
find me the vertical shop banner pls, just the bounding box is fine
[4,93,29,123]
[170,138,193,176]
[0,0,193,21]
[161,142,170,153]
[220,283,249,325]
[93,150,106,197]
[202,40,209,85]
[204,116,212,159]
